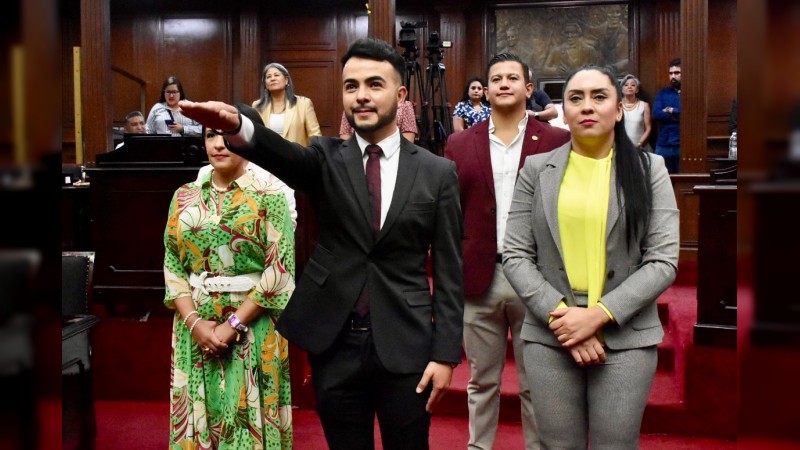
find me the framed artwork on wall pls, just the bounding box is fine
[494,2,632,100]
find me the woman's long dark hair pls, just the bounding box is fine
[563,65,652,246]
[460,77,489,106]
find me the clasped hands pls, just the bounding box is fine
[549,306,611,367]
[190,319,239,356]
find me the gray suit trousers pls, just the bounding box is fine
[464,263,538,449]
[523,342,657,450]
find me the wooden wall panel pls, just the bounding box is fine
[670,173,710,261]
[266,16,337,51]
[654,0,680,88]
[236,10,261,104]
[109,14,233,130]
[284,61,338,136]
[161,17,232,103]
[80,0,113,160]
[440,10,466,112]
[707,0,736,118]
[264,8,341,136]
[109,18,148,125]
[110,17,156,124]
[370,0,397,43]
[62,3,80,161]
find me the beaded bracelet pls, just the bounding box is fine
[182,310,199,327]
[188,316,202,335]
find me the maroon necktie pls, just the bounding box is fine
[354,144,382,318]
[365,144,383,234]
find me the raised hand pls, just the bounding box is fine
[178,100,240,133]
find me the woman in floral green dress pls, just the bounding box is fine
[163,123,296,449]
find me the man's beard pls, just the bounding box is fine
[671,79,681,90]
[346,105,397,134]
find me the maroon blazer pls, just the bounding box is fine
[445,116,570,297]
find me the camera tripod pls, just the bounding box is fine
[421,51,451,156]
[402,50,426,146]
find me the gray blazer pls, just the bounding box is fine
[502,143,679,350]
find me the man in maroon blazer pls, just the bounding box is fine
[445,53,569,450]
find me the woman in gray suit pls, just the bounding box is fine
[503,65,679,449]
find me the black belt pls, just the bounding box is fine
[496,254,503,264]
[348,313,371,331]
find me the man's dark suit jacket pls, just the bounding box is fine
[231,115,464,375]
[444,116,570,297]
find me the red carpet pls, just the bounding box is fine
[76,273,745,448]
[93,400,736,449]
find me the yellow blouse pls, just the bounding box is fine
[554,148,614,320]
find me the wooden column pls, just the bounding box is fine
[368,0,395,44]
[237,9,262,104]
[680,0,708,173]
[80,0,113,162]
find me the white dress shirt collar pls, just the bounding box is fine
[354,127,401,160]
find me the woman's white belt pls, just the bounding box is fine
[189,272,261,295]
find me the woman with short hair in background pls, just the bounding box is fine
[621,74,653,151]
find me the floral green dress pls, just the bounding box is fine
[164,169,296,449]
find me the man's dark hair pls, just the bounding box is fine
[669,58,681,68]
[486,53,530,84]
[342,38,406,83]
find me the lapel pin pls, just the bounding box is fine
[531,135,539,141]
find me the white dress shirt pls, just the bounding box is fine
[488,115,527,253]
[232,115,400,230]
[354,128,401,229]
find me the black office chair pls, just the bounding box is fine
[0,250,40,450]
[62,251,99,450]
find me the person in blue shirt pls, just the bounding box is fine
[526,69,559,123]
[653,58,682,173]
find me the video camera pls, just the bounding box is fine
[399,21,427,55]
[425,31,452,65]
[426,31,452,52]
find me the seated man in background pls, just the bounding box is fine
[114,111,146,150]
[525,70,558,123]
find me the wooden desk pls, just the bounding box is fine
[750,180,800,345]
[85,136,205,318]
[693,184,737,347]
[84,165,201,318]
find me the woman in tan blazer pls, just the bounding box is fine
[503,65,679,449]
[252,62,321,146]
